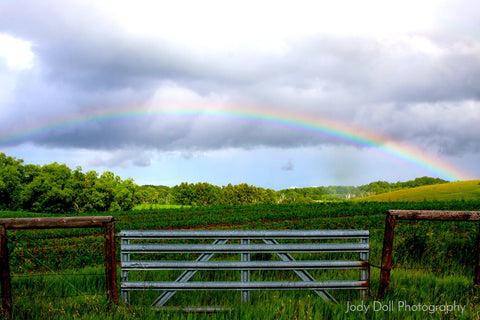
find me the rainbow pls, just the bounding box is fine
[0,105,473,181]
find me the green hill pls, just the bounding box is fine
[358,180,480,202]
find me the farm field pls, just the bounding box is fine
[359,180,480,202]
[2,201,480,319]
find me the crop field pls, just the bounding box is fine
[2,201,480,319]
[360,180,480,202]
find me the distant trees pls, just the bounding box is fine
[170,182,276,206]
[357,177,448,196]
[0,153,141,213]
[0,152,450,213]
[220,183,276,205]
[20,162,75,213]
[277,176,448,202]
[0,153,25,210]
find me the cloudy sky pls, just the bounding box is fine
[1,0,479,189]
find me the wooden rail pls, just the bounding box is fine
[0,216,118,315]
[0,216,114,229]
[378,210,480,299]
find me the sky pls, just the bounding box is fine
[0,0,479,190]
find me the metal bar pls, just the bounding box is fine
[123,280,368,291]
[122,260,368,270]
[119,229,371,307]
[158,306,231,312]
[151,239,229,308]
[241,239,250,303]
[263,239,337,303]
[118,229,369,239]
[360,237,369,300]
[121,238,130,303]
[122,243,369,253]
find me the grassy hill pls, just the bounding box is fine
[358,180,480,202]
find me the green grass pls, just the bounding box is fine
[2,201,480,319]
[358,180,480,202]
[5,267,478,319]
[133,204,191,210]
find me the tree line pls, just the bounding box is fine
[0,152,448,213]
[139,182,277,206]
[0,153,139,213]
[0,153,276,213]
[276,176,448,202]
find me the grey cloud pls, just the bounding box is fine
[0,1,202,91]
[355,101,480,155]
[87,149,153,168]
[33,116,195,150]
[1,0,480,159]
[281,160,294,171]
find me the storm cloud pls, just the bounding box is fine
[1,0,479,187]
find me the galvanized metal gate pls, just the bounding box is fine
[119,229,369,308]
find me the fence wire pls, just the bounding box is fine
[6,230,108,302]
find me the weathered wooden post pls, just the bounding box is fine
[378,212,396,299]
[0,224,12,314]
[378,210,480,298]
[0,216,118,311]
[104,220,118,304]
[474,222,480,286]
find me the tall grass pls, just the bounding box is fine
[5,267,478,319]
[2,201,480,319]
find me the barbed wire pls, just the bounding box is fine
[369,263,440,272]
[1,293,106,299]
[6,233,107,301]
[11,273,105,278]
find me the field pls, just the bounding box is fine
[359,180,480,202]
[2,201,480,319]
[132,204,194,210]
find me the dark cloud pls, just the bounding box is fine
[1,0,480,160]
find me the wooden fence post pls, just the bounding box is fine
[474,222,480,286]
[0,224,12,314]
[378,212,396,299]
[104,221,118,304]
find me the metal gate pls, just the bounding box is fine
[119,229,369,308]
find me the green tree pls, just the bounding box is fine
[72,169,105,212]
[193,182,221,206]
[96,171,119,211]
[171,182,195,205]
[113,178,139,211]
[137,186,160,204]
[20,162,75,213]
[220,183,273,205]
[0,153,25,209]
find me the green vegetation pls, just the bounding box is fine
[276,177,449,202]
[2,201,480,318]
[359,180,480,202]
[0,153,139,213]
[132,204,190,210]
[1,152,452,214]
[1,152,477,318]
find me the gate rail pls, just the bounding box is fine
[118,229,369,308]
